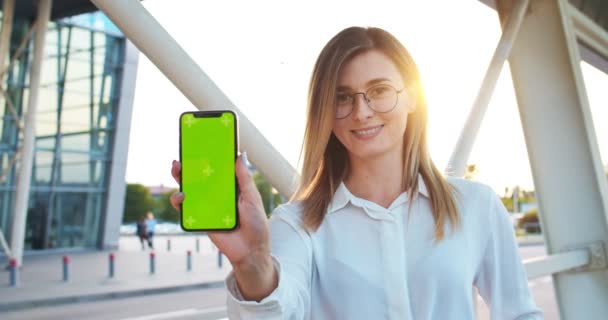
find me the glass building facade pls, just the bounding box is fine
[0,11,132,250]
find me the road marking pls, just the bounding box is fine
[119,306,227,320]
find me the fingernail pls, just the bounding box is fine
[172,160,176,165]
[175,192,184,199]
[242,152,249,166]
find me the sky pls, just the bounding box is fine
[125,0,607,195]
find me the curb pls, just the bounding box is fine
[517,240,545,247]
[0,280,225,312]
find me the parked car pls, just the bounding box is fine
[120,221,183,235]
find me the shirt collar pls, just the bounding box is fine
[328,174,429,214]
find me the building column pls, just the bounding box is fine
[10,0,52,267]
[100,40,139,250]
[497,0,608,318]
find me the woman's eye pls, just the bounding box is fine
[336,94,350,104]
[370,86,389,96]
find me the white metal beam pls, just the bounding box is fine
[479,1,608,75]
[447,0,529,177]
[568,3,608,61]
[10,0,52,267]
[0,0,14,79]
[496,0,608,318]
[90,0,299,198]
[524,249,590,279]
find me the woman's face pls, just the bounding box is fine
[332,50,414,161]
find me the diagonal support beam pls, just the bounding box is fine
[568,3,608,61]
[0,0,15,76]
[90,0,299,197]
[0,21,36,80]
[0,88,23,131]
[447,0,529,177]
[0,149,19,183]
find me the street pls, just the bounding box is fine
[1,242,559,320]
[1,289,228,320]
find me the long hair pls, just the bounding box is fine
[291,26,460,241]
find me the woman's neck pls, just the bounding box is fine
[344,149,405,208]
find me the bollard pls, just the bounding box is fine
[187,250,192,272]
[62,256,70,282]
[9,258,17,287]
[195,237,200,253]
[108,253,115,278]
[149,252,156,274]
[217,251,223,268]
[167,238,171,252]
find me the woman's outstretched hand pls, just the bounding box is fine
[170,153,277,301]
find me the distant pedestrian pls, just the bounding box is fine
[136,216,147,250]
[145,212,157,249]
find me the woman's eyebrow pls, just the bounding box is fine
[336,78,392,91]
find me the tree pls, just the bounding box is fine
[253,171,283,216]
[518,207,541,233]
[156,190,179,222]
[123,184,156,223]
[501,197,514,212]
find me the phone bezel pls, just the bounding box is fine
[178,110,240,232]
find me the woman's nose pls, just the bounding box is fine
[351,93,374,121]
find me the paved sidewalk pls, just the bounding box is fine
[516,234,545,247]
[0,234,545,312]
[0,235,232,312]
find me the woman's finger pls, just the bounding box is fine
[235,152,257,195]
[170,191,184,211]
[171,160,181,184]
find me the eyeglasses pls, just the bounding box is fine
[335,84,405,119]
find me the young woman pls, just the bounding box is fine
[170,26,543,320]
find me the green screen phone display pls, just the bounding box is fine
[180,111,238,231]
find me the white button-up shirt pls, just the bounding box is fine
[225,177,543,319]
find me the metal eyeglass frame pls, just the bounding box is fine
[335,84,405,119]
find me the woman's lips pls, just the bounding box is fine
[351,125,383,139]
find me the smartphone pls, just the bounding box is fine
[179,110,239,231]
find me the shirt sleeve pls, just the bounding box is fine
[225,205,313,320]
[474,190,545,320]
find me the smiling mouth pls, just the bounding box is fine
[351,125,383,137]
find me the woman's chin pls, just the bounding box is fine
[349,147,389,161]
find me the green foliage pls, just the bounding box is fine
[124,171,286,224]
[156,190,179,222]
[123,184,156,223]
[517,207,540,233]
[501,197,514,212]
[501,186,536,213]
[253,171,283,216]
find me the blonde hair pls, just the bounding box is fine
[291,26,461,241]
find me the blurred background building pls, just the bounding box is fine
[0,0,138,254]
